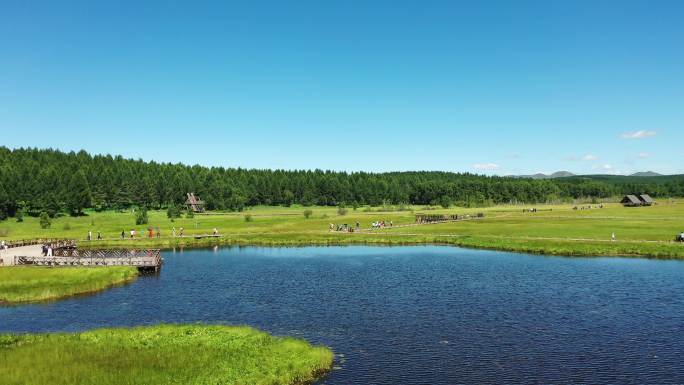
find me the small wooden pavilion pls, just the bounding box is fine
[185,193,205,212]
[639,194,655,206]
[620,195,642,207]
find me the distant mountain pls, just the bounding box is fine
[513,171,575,179]
[629,171,662,177]
[549,171,575,178]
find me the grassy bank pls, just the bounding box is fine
[0,324,334,385]
[0,266,138,304]
[1,201,683,258]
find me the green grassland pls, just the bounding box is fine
[1,200,683,258]
[0,324,334,385]
[0,266,138,303]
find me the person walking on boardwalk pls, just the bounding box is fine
[611,232,616,242]
[47,245,52,257]
[97,231,101,240]
[179,227,184,237]
[121,230,125,240]
[130,229,135,239]
[156,227,161,238]
[172,227,176,237]
[87,231,92,241]
[213,228,218,236]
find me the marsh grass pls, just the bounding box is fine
[0,324,334,385]
[1,202,684,258]
[0,266,138,303]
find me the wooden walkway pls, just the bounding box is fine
[1,243,162,271]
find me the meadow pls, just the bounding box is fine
[0,200,683,258]
[0,266,138,303]
[0,324,334,385]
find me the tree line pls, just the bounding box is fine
[1,147,683,219]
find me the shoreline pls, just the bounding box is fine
[0,266,139,305]
[79,233,684,260]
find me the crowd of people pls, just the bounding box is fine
[328,220,393,232]
[573,204,604,210]
[80,226,221,241]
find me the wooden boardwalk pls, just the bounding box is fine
[1,243,162,271]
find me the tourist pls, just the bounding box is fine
[42,244,47,256]
[213,228,218,236]
[611,232,616,242]
[156,227,161,238]
[172,227,177,237]
[130,229,135,238]
[120,230,125,240]
[47,245,53,257]
[329,223,334,232]
[179,227,184,237]
[97,231,101,240]
[356,222,360,231]
[390,220,393,227]
[88,231,92,241]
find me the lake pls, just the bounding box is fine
[2,246,684,384]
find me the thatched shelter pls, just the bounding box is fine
[185,193,205,212]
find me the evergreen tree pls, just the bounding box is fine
[67,171,91,215]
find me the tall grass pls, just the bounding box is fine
[0,324,334,385]
[0,266,138,303]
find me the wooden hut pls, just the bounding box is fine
[639,194,654,206]
[185,193,205,212]
[620,195,642,207]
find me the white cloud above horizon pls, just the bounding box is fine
[636,152,650,159]
[564,154,599,161]
[620,130,656,139]
[473,163,500,170]
[592,164,623,175]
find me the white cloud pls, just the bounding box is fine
[564,155,579,161]
[473,163,500,170]
[582,154,598,161]
[592,164,622,174]
[620,130,656,139]
[636,152,650,159]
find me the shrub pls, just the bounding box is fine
[15,209,24,222]
[63,223,72,231]
[135,207,148,225]
[303,209,313,219]
[39,211,51,229]
[439,196,451,209]
[244,214,253,222]
[167,205,181,220]
[186,209,195,219]
[0,228,9,237]
[337,207,348,216]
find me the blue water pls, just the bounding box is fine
[2,246,684,384]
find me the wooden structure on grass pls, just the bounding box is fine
[185,193,205,213]
[415,213,484,224]
[621,194,655,207]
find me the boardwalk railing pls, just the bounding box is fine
[3,239,75,249]
[15,249,162,270]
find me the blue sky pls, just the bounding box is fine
[1,0,682,175]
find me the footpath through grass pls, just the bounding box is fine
[1,201,684,258]
[0,324,334,385]
[0,266,138,304]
